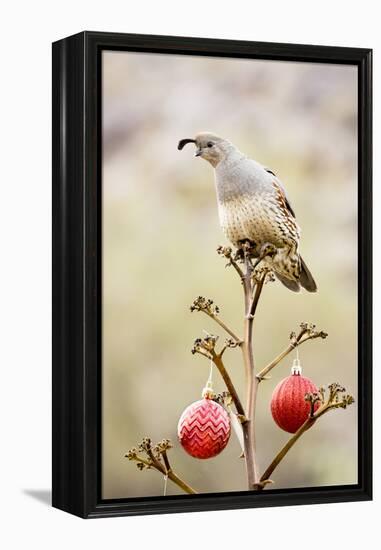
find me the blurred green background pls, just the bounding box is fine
[102,51,358,499]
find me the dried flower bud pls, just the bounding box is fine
[125,448,138,460]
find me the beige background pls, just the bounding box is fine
[102,51,358,499]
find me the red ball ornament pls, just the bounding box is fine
[178,396,231,459]
[271,362,319,434]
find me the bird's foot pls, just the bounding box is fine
[236,239,258,261]
[233,248,244,262]
[252,242,277,269]
[261,243,277,258]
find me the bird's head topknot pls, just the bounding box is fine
[178,132,235,166]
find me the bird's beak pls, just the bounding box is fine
[195,148,203,157]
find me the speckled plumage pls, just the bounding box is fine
[178,132,317,292]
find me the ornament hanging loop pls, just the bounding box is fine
[163,473,168,497]
[202,360,215,399]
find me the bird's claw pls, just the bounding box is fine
[236,239,258,260]
[252,243,277,269]
[233,249,244,262]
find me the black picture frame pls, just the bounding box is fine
[52,31,372,519]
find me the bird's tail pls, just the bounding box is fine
[274,255,317,293]
[299,256,317,292]
[274,273,301,292]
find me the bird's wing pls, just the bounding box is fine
[278,183,296,219]
[265,168,296,219]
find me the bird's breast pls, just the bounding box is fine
[218,193,294,248]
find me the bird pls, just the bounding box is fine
[178,132,317,293]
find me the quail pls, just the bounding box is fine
[178,132,317,293]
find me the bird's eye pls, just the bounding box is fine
[207,141,214,148]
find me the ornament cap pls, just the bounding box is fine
[202,380,215,399]
[291,357,302,375]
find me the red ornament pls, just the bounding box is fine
[271,363,319,434]
[178,397,231,459]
